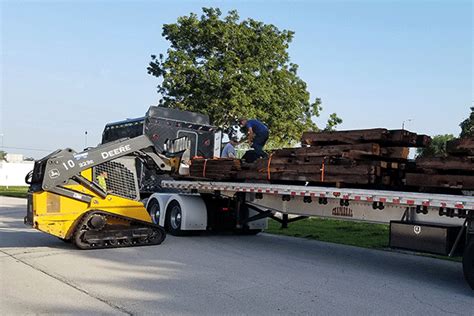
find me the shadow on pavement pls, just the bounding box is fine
[1,198,472,315]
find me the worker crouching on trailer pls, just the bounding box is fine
[239,118,269,161]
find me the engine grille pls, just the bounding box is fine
[93,158,139,200]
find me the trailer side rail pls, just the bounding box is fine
[162,180,474,211]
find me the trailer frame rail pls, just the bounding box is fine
[162,180,474,211]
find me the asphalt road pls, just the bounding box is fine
[1,196,472,315]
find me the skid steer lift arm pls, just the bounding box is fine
[25,135,190,250]
[34,135,186,202]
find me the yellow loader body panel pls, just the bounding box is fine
[32,184,151,240]
[33,175,152,239]
[31,168,152,240]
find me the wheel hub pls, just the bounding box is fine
[171,207,181,229]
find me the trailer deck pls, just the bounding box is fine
[162,180,474,211]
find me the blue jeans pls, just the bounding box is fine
[252,131,269,158]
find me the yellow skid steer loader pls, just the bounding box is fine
[24,135,189,249]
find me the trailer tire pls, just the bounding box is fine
[147,199,161,225]
[165,201,184,236]
[463,239,474,290]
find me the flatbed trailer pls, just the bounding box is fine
[145,180,474,289]
[100,107,474,288]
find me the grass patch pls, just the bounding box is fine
[0,186,28,198]
[266,217,389,249]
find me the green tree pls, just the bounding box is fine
[460,107,474,137]
[416,134,455,158]
[325,112,344,131]
[0,151,6,161]
[148,8,341,146]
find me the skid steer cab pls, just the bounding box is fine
[24,135,190,249]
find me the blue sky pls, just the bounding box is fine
[1,0,472,158]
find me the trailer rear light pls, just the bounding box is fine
[221,207,229,212]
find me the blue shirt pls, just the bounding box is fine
[221,143,236,158]
[246,119,268,135]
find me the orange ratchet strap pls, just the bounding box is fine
[203,159,208,178]
[320,157,326,182]
[267,154,273,181]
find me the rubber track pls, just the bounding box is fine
[72,210,166,250]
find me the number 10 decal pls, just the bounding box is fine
[62,160,75,170]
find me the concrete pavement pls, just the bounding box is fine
[1,196,472,315]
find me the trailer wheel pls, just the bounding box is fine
[463,238,474,290]
[147,199,161,225]
[166,201,184,236]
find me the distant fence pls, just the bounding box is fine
[0,161,34,186]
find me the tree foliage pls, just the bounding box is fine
[325,112,344,131]
[460,107,474,137]
[416,134,455,158]
[0,151,6,161]
[148,8,340,146]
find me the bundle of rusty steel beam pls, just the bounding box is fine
[405,137,474,191]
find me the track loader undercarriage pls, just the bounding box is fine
[71,210,165,249]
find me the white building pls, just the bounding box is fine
[0,154,34,186]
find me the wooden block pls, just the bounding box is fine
[380,147,410,160]
[301,129,389,146]
[273,143,381,158]
[189,158,241,179]
[415,156,474,172]
[405,173,474,189]
[301,129,430,147]
[416,134,432,147]
[446,137,474,156]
